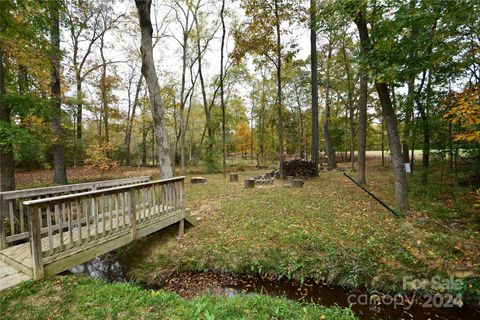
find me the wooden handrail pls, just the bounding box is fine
[0,176,151,250]
[23,176,185,280]
[0,176,151,200]
[22,176,186,207]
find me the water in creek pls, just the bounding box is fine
[70,256,479,320]
[69,253,126,283]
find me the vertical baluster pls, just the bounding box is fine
[67,201,73,248]
[180,179,185,210]
[169,184,174,212]
[94,195,99,239]
[174,182,178,210]
[76,199,82,244]
[146,187,150,219]
[114,193,119,233]
[108,194,113,234]
[19,201,25,233]
[9,200,15,236]
[165,184,170,213]
[46,205,54,254]
[101,194,106,235]
[122,192,127,229]
[55,204,64,251]
[140,188,145,222]
[156,184,161,215]
[129,188,138,240]
[62,202,66,226]
[84,199,90,242]
[152,185,157,217]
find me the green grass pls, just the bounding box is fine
[0,276,356,320]
[5,160,479,317]
[119,163,480,298]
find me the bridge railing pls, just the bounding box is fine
[0,176,151,250]
[22,176,185,279]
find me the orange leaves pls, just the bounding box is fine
[444,84,480,143]
[84,142,118,172]
[233,122,252,153]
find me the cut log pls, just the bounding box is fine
[244,178,255,188]
[190,177,207,184]
[291,179,304,188]
[229,173,239,182]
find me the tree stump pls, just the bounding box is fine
[291,179,304,188]
[244,178,255,188]
[190,177,207,184]
[229,173,239,182]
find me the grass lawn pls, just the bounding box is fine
[2,160,479,318]
[118,162,480,299]
[0,276,355,319]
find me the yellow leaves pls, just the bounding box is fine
[84,142,118,171]
[444,84,480,144]
[233,121,252,153]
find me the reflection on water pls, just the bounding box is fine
[225,275,480,320]
[70,253,126,283]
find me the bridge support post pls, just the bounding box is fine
[178,179,185,237]
[0,194,6,250]
[178,219,184,237]
[28,205,44,280]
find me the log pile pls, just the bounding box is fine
[282,159,317,178]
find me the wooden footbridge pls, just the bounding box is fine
[0,176,197,288]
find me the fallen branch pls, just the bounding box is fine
[343,172,401,217]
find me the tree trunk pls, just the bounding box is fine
[0,47,15,191]
[178,9,190,175]
[76,75,83,142]
[135,0,173,179]
[323,40,336,170]
[358,74,367,185]
[274,0,284,178]
[194,13,214,171]
[49,0,67,185]
[376,83,409,211]
[310,0,319,173]
[419,71,432,184]
[381,116,385,167]
[402,77,414,163]
[260,74,266,164]
[294,85,305,159]
[141,121,148,166]
[99,35,109,143]
[354,10,409,212]
[250,101,254,160]
[342,40,355,170]
[448,122,453,170]
[220,0,227,176]
[123,74,143,166]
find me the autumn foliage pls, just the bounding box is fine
[84,142,118,175]
[444,85,480,144]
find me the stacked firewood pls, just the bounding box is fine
[282,159,317,178]
[253,169,278,185]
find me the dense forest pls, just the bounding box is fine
[1,0,479,212]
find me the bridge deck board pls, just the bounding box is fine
[0,260,31,291]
